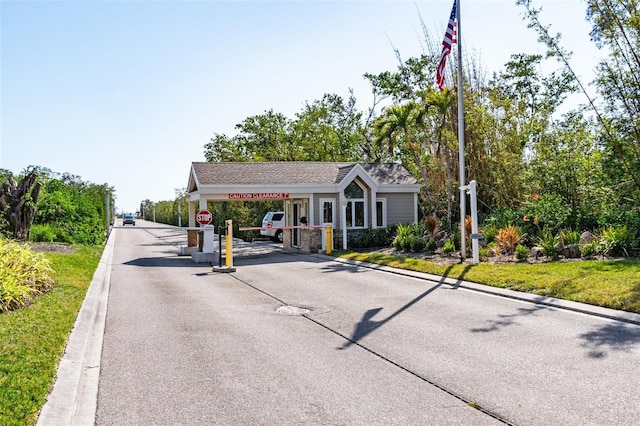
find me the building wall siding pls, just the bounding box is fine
[381,192,415,225]
[313,193,338,226]
[312,191,415,229]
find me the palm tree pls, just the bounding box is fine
[373,100,436,216]
[373,89,459,228]
[373,101,422,157]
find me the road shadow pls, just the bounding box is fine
[579,322,640,359]
[139,240,185,248]
[442,264,473,289]
[469,304,551,333]
[320,261,369,274]
[123,257,205,268]
[340,265,459,349]
[468,296,640,359]
[232,249,329,267]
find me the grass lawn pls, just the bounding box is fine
[0,245,103,426]
[338,252,640,314]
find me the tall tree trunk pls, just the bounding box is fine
[0,172,42,241]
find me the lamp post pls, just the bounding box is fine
[175,187,186,227]
[105,187,110,236]
[341,197,348,250]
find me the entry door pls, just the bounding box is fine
[293,202,301,247]
[320,199,335,252]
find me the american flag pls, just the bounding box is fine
[436,0,457,91]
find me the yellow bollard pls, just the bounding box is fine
[325,225,333,255]
[225,219,233,268]
[212,220,236,273]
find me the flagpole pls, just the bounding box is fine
[456,0,466,260]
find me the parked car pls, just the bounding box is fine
[260,211,285,242]
[123,214,136,226]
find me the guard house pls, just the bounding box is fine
[186,162,420,252]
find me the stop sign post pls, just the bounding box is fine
[196,209,213,225]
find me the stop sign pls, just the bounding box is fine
[196,209,212,225]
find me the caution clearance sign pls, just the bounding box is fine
[228,193,290,200]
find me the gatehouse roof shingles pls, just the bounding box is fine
[191,162,418,186]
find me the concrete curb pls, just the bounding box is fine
[37,229,116,425]
[323,254,640,326]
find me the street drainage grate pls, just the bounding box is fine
[276,305,310,315]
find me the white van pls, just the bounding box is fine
[260,211,285,242]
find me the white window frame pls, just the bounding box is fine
[319,198,335,252]
[344,181,367,230]
[375,198,387,228]
[319,198,336,227]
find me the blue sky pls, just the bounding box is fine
[1,0,603,214]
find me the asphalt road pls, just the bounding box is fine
[71,222,640,424]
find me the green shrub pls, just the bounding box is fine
[560,229,581,245]
[410,221,426,238]
[29,221,102,245]
[515,244,530,261]
[600,225,635,257]
[580,240,600,258]
[483,208,518,229]
[350,227,396,248]
[478,246,492,259]
[393,223,414,251]
[32,175,109,245]
[0,237,54,312]
[425,238,437,252]
[409,236,426,252]
[525,193,572,234]
[538,228,560,260]
[481,222,500,244]
[442,239,456,255]
[237,229,259,242]
[30,224,58,243]
[451,229,462,250]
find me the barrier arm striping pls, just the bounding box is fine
[238,225,325,231]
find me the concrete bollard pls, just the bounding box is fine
[203,225,215,253]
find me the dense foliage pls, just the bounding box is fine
[0,167,114,245]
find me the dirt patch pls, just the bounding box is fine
[28,242,78,254]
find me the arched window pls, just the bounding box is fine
[344,181,366,228]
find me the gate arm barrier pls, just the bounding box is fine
[238,225,326,231]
